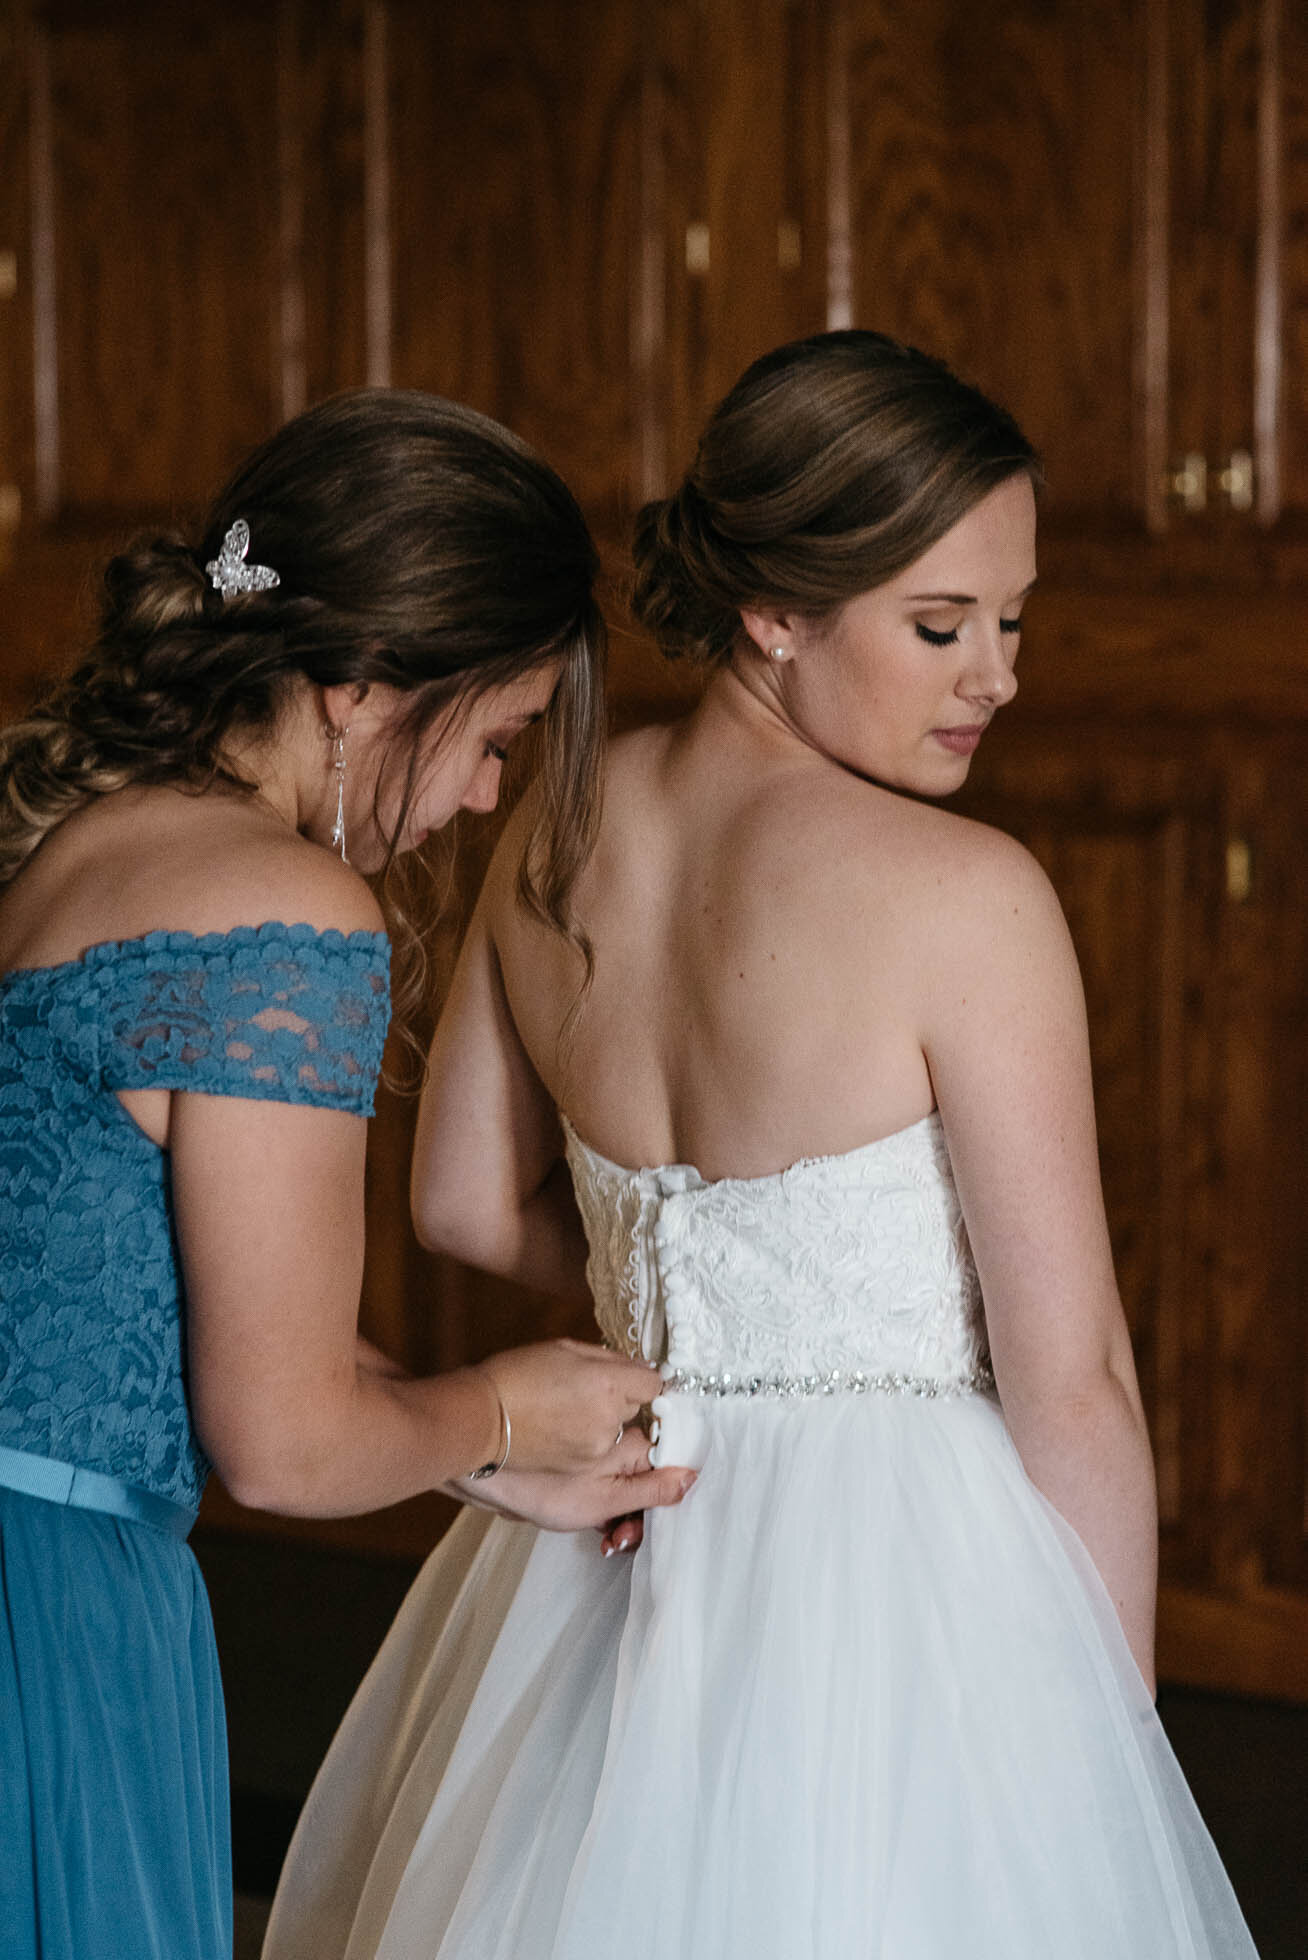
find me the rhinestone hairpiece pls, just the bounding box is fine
[205,519,280,601]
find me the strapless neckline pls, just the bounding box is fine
[559,1106,942,1192]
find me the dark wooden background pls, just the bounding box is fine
[1,0,1305,1706]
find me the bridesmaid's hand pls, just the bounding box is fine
[449,1424,696,1534]
[597,1512,644,1557]
[475,1339,665,1476]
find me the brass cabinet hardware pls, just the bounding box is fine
[1165,453,1208,513]
[1217,449,1254,512]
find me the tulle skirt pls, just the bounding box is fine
[0,1486,231,1960]
[264,1390,1258,1959]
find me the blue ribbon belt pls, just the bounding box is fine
[0,1442,197,1541]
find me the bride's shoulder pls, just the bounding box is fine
[882,793,1047,892]
[796,778,1070,963]
[883,800,1077,994]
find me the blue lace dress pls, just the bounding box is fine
[0,923,390,1960]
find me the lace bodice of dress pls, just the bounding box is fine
[562,1110,990,1391]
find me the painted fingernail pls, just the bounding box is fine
[602,1542,616,1558]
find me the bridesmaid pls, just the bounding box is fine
[0,389,689,1960]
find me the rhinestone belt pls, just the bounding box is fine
[660,1360,995,1401]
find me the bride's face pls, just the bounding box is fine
[742,473,1037,796]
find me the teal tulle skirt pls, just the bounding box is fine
[0,1485,231,1960]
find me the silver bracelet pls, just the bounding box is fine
[467,1373,512,1480]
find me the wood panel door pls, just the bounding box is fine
[0,0,380,712]
[838,0,1308,585]
[652,0,831,492]
[843,0,1146,546]
[384,0,646,525]
[1163,0,1308,566]
[959,718,1308,1697]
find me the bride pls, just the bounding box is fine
[264,331,1257,1958]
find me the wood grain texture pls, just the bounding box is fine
[385,0,645,523]
[656,0,829,488]
[0,3,35,550]
[1252,0,1281,525]
[40,0,284,515]
[1139,0,1171,534]
[1208,742,1307,1595]
[1157,1580,1308,1700]
[28,12,57,519]
[293,0,372,402]
[1167,0,1261,504]
[845,0,1143,525]
[1275,0,1308,524]
[956,732,1226,1585]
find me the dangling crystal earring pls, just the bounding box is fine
[325,723,350,861]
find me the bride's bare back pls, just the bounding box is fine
[496,704,954,1179]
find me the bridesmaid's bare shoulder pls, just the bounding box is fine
[0,784,382,975]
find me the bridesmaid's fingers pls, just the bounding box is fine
[601,1515,643,1557]
[614,1431,656,1476]
[623,1465,697,1510]
[598,1460,697,1555]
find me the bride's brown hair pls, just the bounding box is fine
[0,389,605,1034]
[632,330,1039,666]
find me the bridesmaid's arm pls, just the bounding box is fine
[356,1333,407,1378]
[411,852,589,1299]
[921,827,1158,1695]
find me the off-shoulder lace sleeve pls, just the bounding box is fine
[97,923,391,1115]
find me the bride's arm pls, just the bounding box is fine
[411,834,588,1298]
[921,826,1158,1694]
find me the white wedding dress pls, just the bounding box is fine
[264,1110,1258,1959]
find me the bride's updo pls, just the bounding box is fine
[632,330,1039,666]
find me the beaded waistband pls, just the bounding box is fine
[660,1360,995,1401]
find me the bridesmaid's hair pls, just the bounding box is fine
[0,389,606,1028]
[632,329,1039,666]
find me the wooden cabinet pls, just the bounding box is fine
[1,0,1306,1699]
[958,691,1308,1697]
[842,0,1146,538]
[838,0,1308,581]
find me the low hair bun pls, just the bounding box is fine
[630,484,741,667]
[99,533,209,645]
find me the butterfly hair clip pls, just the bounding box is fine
[205,519,281,601]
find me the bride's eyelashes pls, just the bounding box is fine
[914,618,1023,648]
[484,740,510,762]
